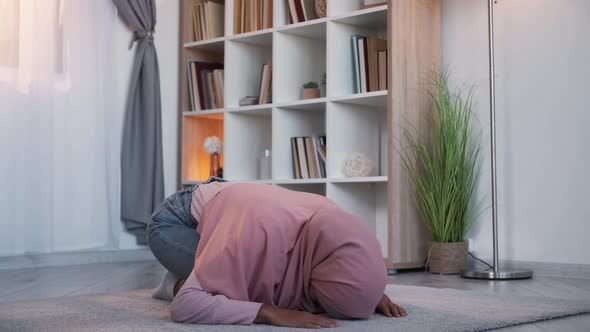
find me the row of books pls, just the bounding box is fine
[291,136,326,179]
[191,1,225,42]
[187,60,224,111]
[286,0,319,24]
[352,35,388,93]
[233,0,273,34]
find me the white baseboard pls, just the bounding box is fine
[0,248,156,270]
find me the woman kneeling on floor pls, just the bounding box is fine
[147,178,407,328]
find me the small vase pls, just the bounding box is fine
[302,88,321,100]
[210,152,220,177]
[427,241,468,274]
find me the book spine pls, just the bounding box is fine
[305,137,318,178]
[287,0,299,24]
[291,137,301,179]
[187,61,195,111]
[352,35,362,94]
[312,136,322,178]
[296,137,309,179]
[234,0,242,34]
[357,38,367,93]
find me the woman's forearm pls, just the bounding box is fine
[171,272,262,325]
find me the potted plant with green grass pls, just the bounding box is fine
[302,81,320,100]
[400,71,482,274]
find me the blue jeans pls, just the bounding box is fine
[146,177,225,279]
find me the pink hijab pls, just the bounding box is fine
[194,183,387,318]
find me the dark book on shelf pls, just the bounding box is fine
[351,35,365,94]
[357,37,369,93]
[187,60,223,111]
[287,0,300,24]
[291,138,302,179]
[291,135,326,179]
[313,136,326,178]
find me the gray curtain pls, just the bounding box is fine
[113,0,164,245]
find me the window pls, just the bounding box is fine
[0,0,69,89]
[0,0,20,68]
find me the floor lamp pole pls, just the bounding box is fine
[461,0,533,280]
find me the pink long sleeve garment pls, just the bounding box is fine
[171,271,262,325]
[194,183,387,318]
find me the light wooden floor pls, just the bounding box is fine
[1,260,589,331]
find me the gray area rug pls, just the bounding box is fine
[1,284,589,332]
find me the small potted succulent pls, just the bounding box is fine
[302,81,321,100]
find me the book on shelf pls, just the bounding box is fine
[291,135,326,179]
[287,0,318,24]
[187,60,224,111]
[239,96,259,106]
[352,35,388,93]
[191,1,224,42]
[258,62,272,104]
[234,0,273,34]
[291,138,302,179]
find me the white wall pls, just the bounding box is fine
[113,0,179,249]
[442,0,590,264]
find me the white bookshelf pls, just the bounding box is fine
[178,0,440,269]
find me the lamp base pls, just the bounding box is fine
[461,268,533,280]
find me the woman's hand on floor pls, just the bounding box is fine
[376,294,407,318]
[255,304,339,329]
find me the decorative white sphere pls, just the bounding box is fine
[343,153,373,177]
[203,136,222,154]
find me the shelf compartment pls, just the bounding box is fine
[181,114,225,184]
[327,182,388,256]
[326,101,387,178]
[326,20,386,97]
[276,183,326,196]
[225,37,273,107]
[273,106,326,180]
[224,111,273,181]
[274,25,326,104]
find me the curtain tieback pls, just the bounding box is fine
[128,30,155,49]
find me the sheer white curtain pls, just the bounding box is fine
[0,0,121,255]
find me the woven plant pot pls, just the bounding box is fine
[428,241,468,274]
